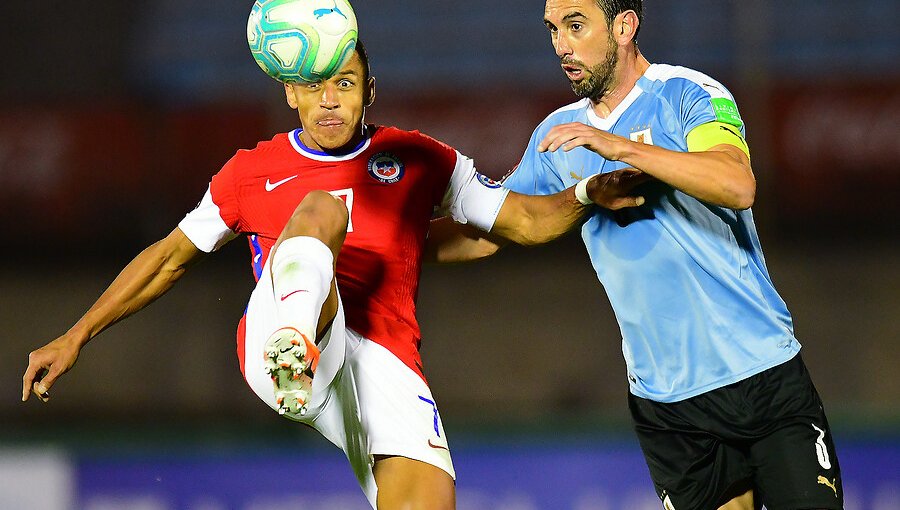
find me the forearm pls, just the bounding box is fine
[491,187,588,246]
[424,217,506,264]
[617,142,755,209]
[67,230,201,346]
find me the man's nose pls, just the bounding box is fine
[320,84,339,108]
[555,34,572,59]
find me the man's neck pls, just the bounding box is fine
[591,51,651,119]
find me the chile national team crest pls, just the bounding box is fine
[367,152,405,184]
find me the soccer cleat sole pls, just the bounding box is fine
[263,327,320,416]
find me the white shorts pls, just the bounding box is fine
[240,260,455,506]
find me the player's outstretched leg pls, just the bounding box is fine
[265,190,348,416]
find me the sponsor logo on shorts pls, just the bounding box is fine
[367,153,405,184]
[812,423,832,469]
[476,172,503,189]
[817,476,838,497]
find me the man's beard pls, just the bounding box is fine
[567,36,619,101]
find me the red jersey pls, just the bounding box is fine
[179,125,477,380]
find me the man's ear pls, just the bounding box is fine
[284,83,298,109]
[615,10,639,44]
[364,77,376,107]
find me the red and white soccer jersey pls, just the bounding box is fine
[179,125,507,382]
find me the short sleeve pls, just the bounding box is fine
[438,150,510,232]
[178,158,241,252]
[681,78,746,137]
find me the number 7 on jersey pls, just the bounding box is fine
[329,188,354,233]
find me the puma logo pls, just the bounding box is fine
[817,476,837,497]
[314,0,348,20]
[569,166,585,181]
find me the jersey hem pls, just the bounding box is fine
[629,345,801,403]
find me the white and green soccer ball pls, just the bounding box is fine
[247,0,358,83]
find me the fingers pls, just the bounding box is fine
[23,353,53,403]
[607,196,645,210]
[626,196,646,207]
[22,359,40,402]
[32,381,50,403]
[35,368,58,401]
[538,123,593,152]
[539,133,581,153]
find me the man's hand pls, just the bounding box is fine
[22,335,82,402]
[538,122,629,160]
[587,168,653,210]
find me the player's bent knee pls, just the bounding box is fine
[284,190,350,243]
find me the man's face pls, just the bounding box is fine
[544,0,619,100]
[284,52,374,152]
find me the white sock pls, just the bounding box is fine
[270,236,334,341]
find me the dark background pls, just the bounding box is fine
[1,0,897,462]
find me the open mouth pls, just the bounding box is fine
[562,63,584,81]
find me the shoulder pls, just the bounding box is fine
[534,98,591,135]
[642,64,735,101]
[227,132,294,168]
[370,125,458,165]
[373,125,454,151]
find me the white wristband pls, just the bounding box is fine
[574,176,594,205]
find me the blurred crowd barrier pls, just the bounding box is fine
[0,82,900,251]
[2,80,898,252]
[769,83,900,232]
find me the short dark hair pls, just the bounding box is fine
[595,0,643,41]
[354,39,371,81]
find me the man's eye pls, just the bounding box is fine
[571,23,582,32]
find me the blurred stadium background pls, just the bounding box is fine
[1,0,898,508]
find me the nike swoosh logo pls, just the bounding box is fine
[265,175,298,192]
[427,439,449,451]
[280,289,309,301]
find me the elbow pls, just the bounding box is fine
[476,239,502,258]
[731,178,756,210]
[721,169,756,210]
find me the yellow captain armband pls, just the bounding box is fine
[686,122,751,160]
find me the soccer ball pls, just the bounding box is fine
[247,0,358,84]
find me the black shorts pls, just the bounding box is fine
[629,354,843,510]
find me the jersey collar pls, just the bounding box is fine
[584,65,652,131]
[289,125,373,162]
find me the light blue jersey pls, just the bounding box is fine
[504,64,800,402]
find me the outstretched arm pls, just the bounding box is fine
[22,227,205,402]
[425,168,651,263]
[424,216,507,264]
[492,168,650,245]
[539,123,755,210]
